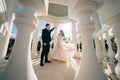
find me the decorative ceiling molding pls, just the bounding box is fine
[68,0,104,19]
[49,0,69,6]
[48,3,68,17]
[20,0,49,16]
[39,14,72,24]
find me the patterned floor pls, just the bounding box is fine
[33,57,80,80]
[0,56,80,80]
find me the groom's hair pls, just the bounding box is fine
[46,23,50,27]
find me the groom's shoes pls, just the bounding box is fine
[45,60,52,63]
[40,63,44,66]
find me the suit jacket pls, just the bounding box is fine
[42,28,54,43]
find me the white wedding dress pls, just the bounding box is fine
[49,35,75,62]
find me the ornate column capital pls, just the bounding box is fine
[14,4,39,31]
[75,1,100,32]
[78,1,97,15]
[19,0,49,16]
[68,0,101,20]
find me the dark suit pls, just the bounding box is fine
[40,28,54,63]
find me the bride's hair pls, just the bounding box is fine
[60,30,65,37]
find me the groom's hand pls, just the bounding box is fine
[54,26,56,28]
[43,43,47,46]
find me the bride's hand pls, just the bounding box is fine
[54,26,57,29]
[54,23,58,27]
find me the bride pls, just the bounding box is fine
[49,30,75,62]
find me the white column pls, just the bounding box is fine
[0,17,14,62]
[0,35,6,60]
[31,29,39,58]
[72,20,77,41]
[0,32,8,61]
[93,12,101,34]
[75,2,107,80]
[0,4,38,80]
[94,36,103,63]
[113,23,120,79]
[106,32,116,74]
[53,23,59,46]
[93,12,103,63]
[72,20,80,58]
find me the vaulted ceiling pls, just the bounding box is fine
[48,0,69,17]
[40,0,70,23]
[48,3,68,17]
[49,0,69,6]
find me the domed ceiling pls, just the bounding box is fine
[39,0,72,23]
[48,3,68,17]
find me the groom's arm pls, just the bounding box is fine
[50,28,54,32]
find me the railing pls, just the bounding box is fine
[0,0,8,38]
[0,23,7,38]
[95,25,119,80]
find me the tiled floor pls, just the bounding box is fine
[0,56,113,80]
[33,57,80,80]
[0,56,80,80]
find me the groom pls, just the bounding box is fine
[40,23,54,66]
